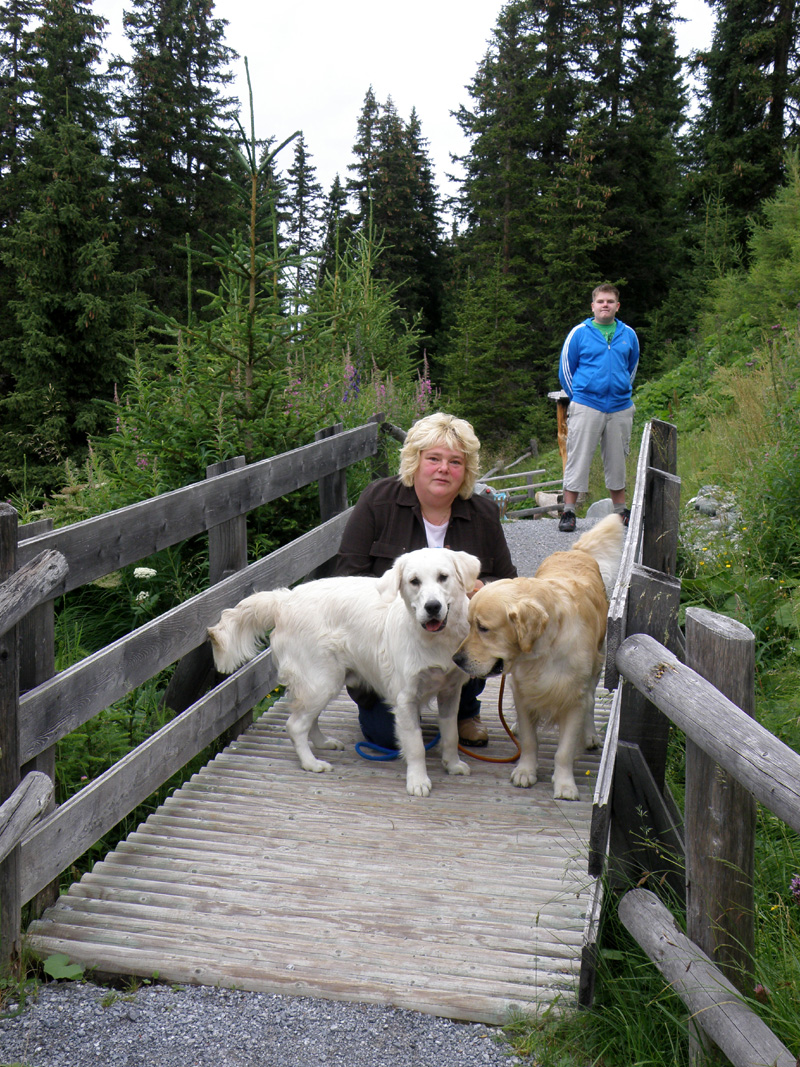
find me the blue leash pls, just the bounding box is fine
[355,733,441,761]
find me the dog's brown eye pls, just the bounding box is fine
[409,577,421,587]
[477,622,490,633]
[437,573,449,583]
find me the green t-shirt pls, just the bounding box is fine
[593,320,617,342]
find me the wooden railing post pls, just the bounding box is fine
[206,456,248,585]
[163,456,248,722]
[311,424,348,582]
[685,609,756,995]
[649,417,677,475]
[617,564,682,791]
[369,413,389,480]
[18,518,58,917]
[642,419,679,577]
[0,504,22,970]
[642,467,680,576]
[315,423,348,523]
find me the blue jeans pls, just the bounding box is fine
[351,678,486,750]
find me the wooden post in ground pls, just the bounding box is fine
[163,456,248,721]
[311,423,347,580]
[612,563,682,892]
[315,423,347,523]
[617,564,682,791]
[684,608,756,1063]
[649,418,678,475]
[369,413,389,480]
[548,391,570,476]
[0,504,21,971]
[18,518,58,917]
[642,467,680,577]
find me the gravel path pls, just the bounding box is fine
[502,511,597,577]
[0,983,518,1067]
[0,515,591,1067]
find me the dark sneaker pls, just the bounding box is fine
[558,509,577,532]
[621,508,630,527]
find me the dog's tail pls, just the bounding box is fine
[572,513,625,596]
[207,589,291,674]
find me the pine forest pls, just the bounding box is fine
[0,0,798,505]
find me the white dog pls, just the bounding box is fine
[208,548,481,797]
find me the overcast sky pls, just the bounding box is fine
[92,0,715,201]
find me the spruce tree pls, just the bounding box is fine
[31,0,111,136]
[317,174,351,284]
[687,0,800,251]
[284,134,324,312]
[445,0,616,443]
[591,0,688,329]
[346,90,443,352]
[0,116,130,497]
[401,108,443,348]
[0,0,41,221]
[0,0,42,381]
[347,86,381,224]
[0,0,131,499]
[112,0,240,318]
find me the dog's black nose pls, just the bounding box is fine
[453,651,466,669]
[424,598,442,617]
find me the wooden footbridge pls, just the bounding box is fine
[2,420,624,1025]
[14,417,794,1061]
[22,679,613,1023]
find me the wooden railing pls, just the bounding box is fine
[0,420,388,965]
[583,418,798,1066]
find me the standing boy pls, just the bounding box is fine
[557,284,639,532]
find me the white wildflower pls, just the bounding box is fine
[135,590,149,603]
[134,567,157,580]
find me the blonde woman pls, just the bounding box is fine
[335,412,516,749]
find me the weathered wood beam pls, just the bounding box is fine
[616,633,800,834]
[0,773,54,864]
[15,424,377,594]
[0,549,67,640]
[619,889,794,1067]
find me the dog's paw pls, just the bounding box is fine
[442,756,470,777]
[510,765,538,788]
[315,736,346,751]
[552,775,580,801]
[299,757,334,774]
[584,731,601,750]
[406,773,433,797]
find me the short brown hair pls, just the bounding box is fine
[398,412,481,498]
[592,283,620,301]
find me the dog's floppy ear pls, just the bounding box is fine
[507,600,549,653]
[376,556,403,602]
[452,551,482,594]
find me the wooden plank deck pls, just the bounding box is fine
[26,678,611,1024]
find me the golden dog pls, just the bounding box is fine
[453,513,624,800]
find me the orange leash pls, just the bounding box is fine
[458,674,521,763]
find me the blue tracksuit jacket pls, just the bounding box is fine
[558,317,640,413]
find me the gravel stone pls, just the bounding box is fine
[502,512,603,576]
[0,982,520,1067]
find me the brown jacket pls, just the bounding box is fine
[333,476,517,581]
